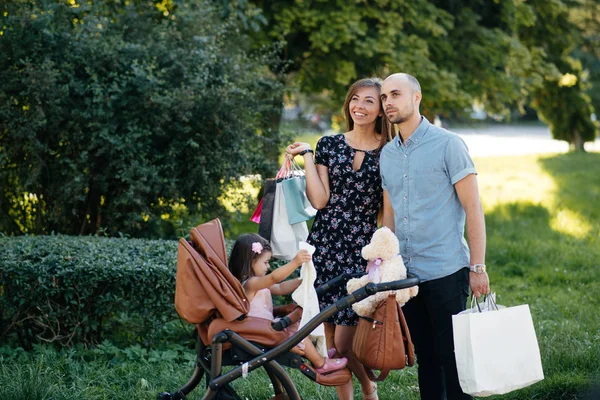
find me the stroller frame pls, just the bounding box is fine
[159,276,420,400]
[158,219,420,400]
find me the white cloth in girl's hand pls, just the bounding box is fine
[291,241,327,357]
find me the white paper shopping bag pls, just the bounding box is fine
[452,301,544,397]
[269,181,308,260]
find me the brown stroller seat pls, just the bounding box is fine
[158,218,420,400]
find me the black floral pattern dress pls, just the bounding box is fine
[309,134,383,326]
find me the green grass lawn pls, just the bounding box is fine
[1,148,599,399]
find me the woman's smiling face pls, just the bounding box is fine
[348,86,381,127]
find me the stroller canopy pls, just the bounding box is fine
[175,219,249,324]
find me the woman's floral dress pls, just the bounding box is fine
[309,134,383,326]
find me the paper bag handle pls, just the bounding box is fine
[471,291,499,312]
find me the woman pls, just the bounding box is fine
[286,77,392,400]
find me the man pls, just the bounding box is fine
[379,73,490,400]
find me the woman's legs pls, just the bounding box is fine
[336,325,376,397]
[329,322,354,400]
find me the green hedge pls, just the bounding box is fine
[0,233,294,349]
[0,234,180,348]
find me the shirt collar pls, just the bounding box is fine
[396,116,430,148]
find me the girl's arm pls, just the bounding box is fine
[244,250,312,294]
[286,142,330,210]
[270,277,302,296]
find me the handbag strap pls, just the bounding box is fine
[366,295,397,382]
[397,301,415,366]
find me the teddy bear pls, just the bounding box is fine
[346,227,419,317]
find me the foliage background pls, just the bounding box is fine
[0,0,284,237]
[1,0,600,398]
[1,0,599,237]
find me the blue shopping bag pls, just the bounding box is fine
[281,173,317,225]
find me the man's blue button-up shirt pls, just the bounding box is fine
[380,117,477,282]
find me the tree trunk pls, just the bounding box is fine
[571,130,586,152]
[80,178,101,235]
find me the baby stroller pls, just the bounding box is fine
[157,219,419,400]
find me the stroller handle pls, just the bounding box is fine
[271,273,419,332]
[315,271,363,297]
[362,272,420,296]
[326,272,420,322]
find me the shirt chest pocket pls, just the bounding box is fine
[413,168,448,200]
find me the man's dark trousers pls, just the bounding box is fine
[402,267,471,400]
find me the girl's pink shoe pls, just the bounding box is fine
[314,357,348,374]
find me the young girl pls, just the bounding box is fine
[228,233,348,375]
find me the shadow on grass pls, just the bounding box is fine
[538,152,600,221]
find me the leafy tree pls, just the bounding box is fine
[518,0,598,151]
[0,0,284,236]
[570,0,600,120]
[248,0,597,149]
[248,0,555,119]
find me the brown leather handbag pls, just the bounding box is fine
[352,294,415,381]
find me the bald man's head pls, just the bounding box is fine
[380,73,422,124]
[384,73,421,94]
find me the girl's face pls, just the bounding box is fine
[348,87,382,127]
[251,251,272,277]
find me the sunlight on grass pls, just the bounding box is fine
[476,154,593,239]
[550,209,592,239]
[475,156,557,210]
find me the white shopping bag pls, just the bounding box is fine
[452,296,544,397]
[270,181,308,260]
[291,241,326,357]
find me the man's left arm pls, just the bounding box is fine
[455,174,490,298]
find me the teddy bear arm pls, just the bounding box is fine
[346,275,370,294]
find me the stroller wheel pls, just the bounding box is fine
[157,391,188,400]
